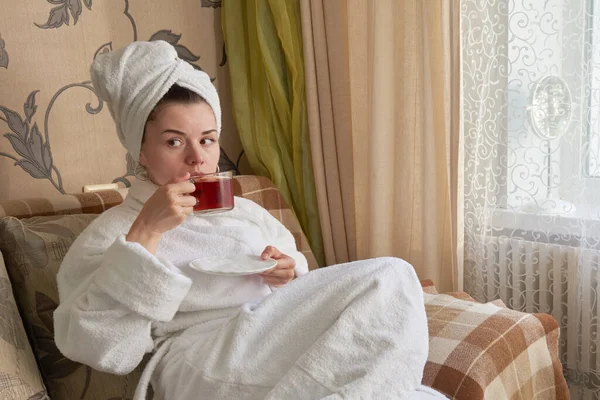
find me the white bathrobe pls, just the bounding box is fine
[54,179,441,400]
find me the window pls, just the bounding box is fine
[501,0,600,210]
[462,2,600,394]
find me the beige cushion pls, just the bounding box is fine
[0,215,144,400]
[0,251,48,399]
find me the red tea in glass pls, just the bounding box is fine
[190,171,234,214]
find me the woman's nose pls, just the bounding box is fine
[185,143,205,166]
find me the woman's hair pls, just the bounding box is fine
[147,84,206,122]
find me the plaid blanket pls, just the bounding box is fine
[420,283,569,399]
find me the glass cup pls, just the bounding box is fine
[189,170,235,214]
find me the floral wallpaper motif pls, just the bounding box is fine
[201,0,222,8]
[0,0,245,201]
[0,35,8,69]
[35,0,93,29]
[0,89,76,193]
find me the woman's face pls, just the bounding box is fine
[139,101,220,186]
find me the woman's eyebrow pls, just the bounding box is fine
[160,129,217,135]
[161,129,186,135]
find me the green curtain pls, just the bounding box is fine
[222,0,324,266]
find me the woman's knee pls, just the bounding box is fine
[367,257,419,285]
[318,257,419,288]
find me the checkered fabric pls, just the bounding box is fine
[423,291,569,399]
[231,175,318,269]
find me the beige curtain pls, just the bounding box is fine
[299,0,356,266]
[302,0,461,293]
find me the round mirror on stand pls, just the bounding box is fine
[521,75,575,214]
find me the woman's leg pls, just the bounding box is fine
[163,257,428,400]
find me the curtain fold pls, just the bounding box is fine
[222,0,324,266]
[299,0,356,266]
[303,0,461,292]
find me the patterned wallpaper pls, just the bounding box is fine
[0,0,249,202]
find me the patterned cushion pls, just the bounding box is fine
[0,175,318,399]
[0,214,144,399]
[0,252,48,400]
[420,279,438,295]
[422,291,568,399]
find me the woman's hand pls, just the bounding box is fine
[127,174,196,254]
[259,246,296,287]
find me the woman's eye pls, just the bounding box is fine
[167,138,184,147]
[201,138,215,145]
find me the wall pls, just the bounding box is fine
[0,0,248,201]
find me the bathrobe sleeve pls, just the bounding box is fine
[54,215,192,375]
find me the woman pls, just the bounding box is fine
[54,41,444,400]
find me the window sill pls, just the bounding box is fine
[484,200,600,246]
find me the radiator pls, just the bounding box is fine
[465,236,600,397]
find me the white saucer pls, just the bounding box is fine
[188,254,277,276]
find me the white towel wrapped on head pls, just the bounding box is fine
[90,40,221,162]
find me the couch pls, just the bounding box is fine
[0,175,569,399]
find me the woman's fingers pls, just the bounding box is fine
[162,178,196,209]
[258,246,296,286]
[179,195,198,207]
[167,181,196,196]
[260,246,295,272]
[261,245,283,260]
[260,259,295,285]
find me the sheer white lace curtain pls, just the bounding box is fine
[462,0,600,398]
